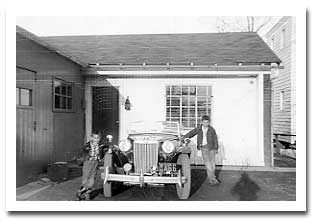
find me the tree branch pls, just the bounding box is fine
[255,17,272,32]
[247,16,250,32]
[215,16,273,33]
[251,16,255,32]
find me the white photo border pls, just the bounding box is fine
[5,0,307,212]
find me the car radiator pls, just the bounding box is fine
[133,141,159,173]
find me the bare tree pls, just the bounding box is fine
[216,16,272,33]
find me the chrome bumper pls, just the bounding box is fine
[101,166,186,187]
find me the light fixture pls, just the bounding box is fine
[125,96,131,111]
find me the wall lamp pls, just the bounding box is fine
[125,96,131,111]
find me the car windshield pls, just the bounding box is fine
[129,121,180,135]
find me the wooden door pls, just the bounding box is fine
[16,67,36,186]
[92,86,119,145]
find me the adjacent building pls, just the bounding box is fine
[16,26,86,186]
[265,16,296,145]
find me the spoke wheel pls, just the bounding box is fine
[176,154,191,200]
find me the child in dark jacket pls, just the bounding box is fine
[76,133,105,200]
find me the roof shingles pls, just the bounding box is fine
[41,32,280,66]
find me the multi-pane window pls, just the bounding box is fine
[53,78,73,110]
[16,87,32,106]
[166,85,212,128]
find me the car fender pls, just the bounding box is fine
[170,147,191,162]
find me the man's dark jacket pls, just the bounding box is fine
[183,125,218,151]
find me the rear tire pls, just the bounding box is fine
[103,152,113,197]
[176,154,191,200]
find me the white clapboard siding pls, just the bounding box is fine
[266,17,296,143]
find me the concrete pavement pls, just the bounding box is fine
[16,168,296,201]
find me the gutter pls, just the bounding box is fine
[86,64,283,72]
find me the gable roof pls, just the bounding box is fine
[41,32,280,66]
[16,26,87,67]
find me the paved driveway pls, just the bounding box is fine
[24,168,296,201]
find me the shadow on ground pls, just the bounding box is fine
[90,182,131,200]
[230,171,261,201]
[190,169,207,196]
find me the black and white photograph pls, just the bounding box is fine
[3,0,308,213]
[14,15,298,200]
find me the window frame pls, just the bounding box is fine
[280,28,286,50]
[165,84,212,129]
[52,77,74,113]
[16,87,33,109]
[279,90,284,111]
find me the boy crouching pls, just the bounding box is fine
[76,133,105,200]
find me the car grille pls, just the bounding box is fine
[133,141,159,173]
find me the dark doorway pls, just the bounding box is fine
[92,86,119,145]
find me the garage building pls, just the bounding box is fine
[17,27,281,184]
[43,32,280,167]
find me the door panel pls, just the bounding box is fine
[53,113,85,161]
[16,67,36,186]
[53,84,85,162]
[92,86,119,145]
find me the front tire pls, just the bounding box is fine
[176,153,191,200]
[103,152,112,197]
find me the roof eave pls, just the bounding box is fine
[86,64,280,71]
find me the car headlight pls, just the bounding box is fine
[161,141,175,154]
[119,139,132,152]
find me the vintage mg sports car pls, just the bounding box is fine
[101,121,192,199]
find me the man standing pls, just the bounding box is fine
[183,115,220,185]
